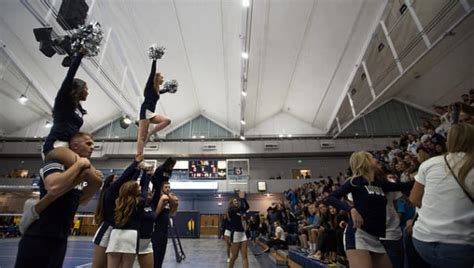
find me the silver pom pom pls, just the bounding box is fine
[71,21,104,57]
[148,44,165,60]
[163,79,178,93]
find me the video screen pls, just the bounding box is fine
[189,160,226,179]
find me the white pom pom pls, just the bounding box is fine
[148,44,165,60]
[163,79,178,93]
[71,21,104,57]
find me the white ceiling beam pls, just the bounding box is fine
[324,0,389,132]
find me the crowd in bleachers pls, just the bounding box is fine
[251,91,474,267]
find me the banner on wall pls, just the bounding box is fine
[169,211,200,238]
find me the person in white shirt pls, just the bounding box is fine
[410,123,474,268]
[264,221,287,252]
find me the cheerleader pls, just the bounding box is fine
[136,58,171,156]
[327,151,413,268]
[106,166,152,268]
[91,154,144,268]
[20,50,102,233]
[227,191,250,268]
[137,170,157,268]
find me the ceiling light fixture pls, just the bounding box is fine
[243,0,250,7]
[241,120,246,125]
[119,115,131,129]
[240,136,246,140]
[44,121,53,128]
[241,52,248,59]
[287,134,292,138]
[241,91,247,97]
[279,134,284,138]
[18,94,28,105]
[123,116,131,125]
[18,84,31,105]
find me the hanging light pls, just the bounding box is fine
[241,52,249,59]
[18,84,31,105]
[240,120,246,125]
[18,94,28,105]
[119,115,131,129]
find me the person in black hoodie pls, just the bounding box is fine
[327,151,413,268]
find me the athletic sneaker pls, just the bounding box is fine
[19,198,39,234]
[138,161,155,170]
[308,253,321,260]
[147,133,156,142]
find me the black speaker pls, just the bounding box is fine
[56,0,89,30]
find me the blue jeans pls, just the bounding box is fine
[381,238,404,268]
[412,237,474,268]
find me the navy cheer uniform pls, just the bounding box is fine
[139,60,169,120]
[228,198,250,243]
[43,54,86,157]
[139,203,156,255]
[15,161,84,268]
[106,169,151,254]
[327,176,413,253]
[93,161,140,247]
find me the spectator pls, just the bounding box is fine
[410,124,474,268]
[263,221,287,252]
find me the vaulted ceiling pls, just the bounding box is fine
[0,0,472,138]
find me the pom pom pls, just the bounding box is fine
[148,44,165,60]
[163,79,178,93]
[71,21,104,57]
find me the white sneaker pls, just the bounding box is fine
[19,198,39,234]
[138,161,155,170]
[148,133,156,142]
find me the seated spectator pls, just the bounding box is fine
[310,202,337,263]
[263,221,287,252]
[298,203,318,251]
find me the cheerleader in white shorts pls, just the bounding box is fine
[327,151,413,268]
[106,167,151,268]
[137,176,156,268]
[227,191,250,268]
[92,155,144,268]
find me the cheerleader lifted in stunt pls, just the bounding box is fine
[136,45,178,156]
[20,46,103,234]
